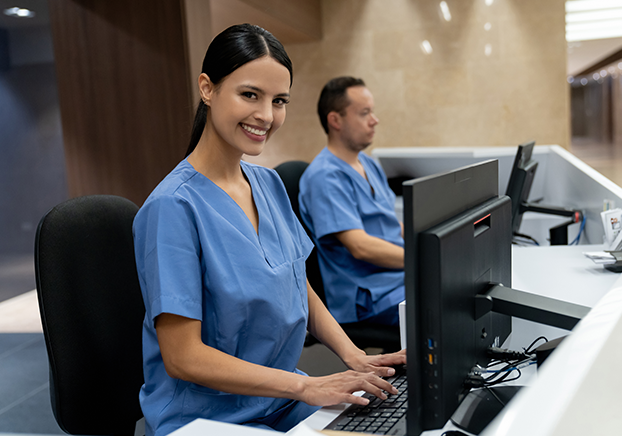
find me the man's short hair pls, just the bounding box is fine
[317,76,366,134]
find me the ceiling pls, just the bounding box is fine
[568,37,622,75]
[0,0,48,29]
[1,0,621,77]
[565,0,622,76]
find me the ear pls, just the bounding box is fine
[198,73,215,106]
[327,111,342,132]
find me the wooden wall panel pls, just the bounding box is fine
[48,0,193,205]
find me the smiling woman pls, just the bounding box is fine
[132,23,406,436]
[185,23,293,158]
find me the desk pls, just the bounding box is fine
[373,145,622,247]
[303,243,622,435]
[171,244,622,435]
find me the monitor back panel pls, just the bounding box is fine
[419,196,512,428]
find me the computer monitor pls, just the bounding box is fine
[403,159,512,435]
[402,159,589,435]
[505,140,583,245]
[505,140,537,235]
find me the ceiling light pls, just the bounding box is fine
[420,40,433,55]
[484,22,492,31]
[440,1,451,21]
[566,8,622,22]
[565,0,622,41]
[566,0,622,12]
[3,7,35,18]
[567,26,622,41]
[485,0,494,5]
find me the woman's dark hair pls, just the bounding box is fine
[317,76,366,134]
[185,24,293,157]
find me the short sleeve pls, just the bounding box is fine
[133,195,204,326]
[304,170,364,239]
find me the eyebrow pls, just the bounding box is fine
[239,84,290,99]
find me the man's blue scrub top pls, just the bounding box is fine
[133,160,316,436]
[299,148,404,323]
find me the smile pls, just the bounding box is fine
[241,123,268,136]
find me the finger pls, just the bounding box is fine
[361,374,398,396]
[371,353,406,368]
[366,365,394,378]
[346,394,371,406]
[378,379,399,395]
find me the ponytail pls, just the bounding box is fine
[186,100,208,157]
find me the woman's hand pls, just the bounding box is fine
[344,349,407,378]
[298,370,399,407]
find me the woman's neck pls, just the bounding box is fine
[187,129,245,186]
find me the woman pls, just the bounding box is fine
[133,24,406,436]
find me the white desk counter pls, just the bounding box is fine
[504,244,622,351]
[171,244,622,436]
[305,244,622,435]
[483,256,622,435]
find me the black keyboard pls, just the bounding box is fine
[324,366,407,435]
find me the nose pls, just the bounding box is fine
[254,101,274,126]
[370,113,379,126]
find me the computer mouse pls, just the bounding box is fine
[450,385,522,435]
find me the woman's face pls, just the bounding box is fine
[201,56,291,157]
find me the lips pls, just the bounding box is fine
[241,123,268,136]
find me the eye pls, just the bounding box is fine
[273,97,290,106]
[241,91,257,99]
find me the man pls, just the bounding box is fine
[299,77,404,326]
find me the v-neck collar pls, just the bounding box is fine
[324,148,377,199]
[182,159,290,267]
[184,159,261,239]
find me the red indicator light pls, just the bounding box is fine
[474,214,491,225]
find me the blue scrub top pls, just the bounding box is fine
[299,148,404,323]
[133,160,316,436]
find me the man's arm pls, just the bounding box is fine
[335,229,404,269]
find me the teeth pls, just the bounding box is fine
[241,124,267,136]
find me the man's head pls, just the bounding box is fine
[317,76,379,152]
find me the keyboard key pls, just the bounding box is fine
[324,367,407,434]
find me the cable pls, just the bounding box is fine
[512,232,539,246]
[523,336,548,354]
[465,336,547,390]
[479,360,536,374]
[570,214,586,245]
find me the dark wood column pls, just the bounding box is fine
[48,0,193,206]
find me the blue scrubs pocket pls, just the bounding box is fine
[292,257,309,314]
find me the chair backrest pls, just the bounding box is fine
[35,195,145,436]
[273,161,327,304]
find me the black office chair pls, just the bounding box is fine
[34,195,145,436]
[274,161,401,353]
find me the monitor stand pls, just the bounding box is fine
[450,385,522,435]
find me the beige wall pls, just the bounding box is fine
[244,0,569,168]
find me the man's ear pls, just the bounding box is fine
[327,111,342,132]
[198,73,214,106]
